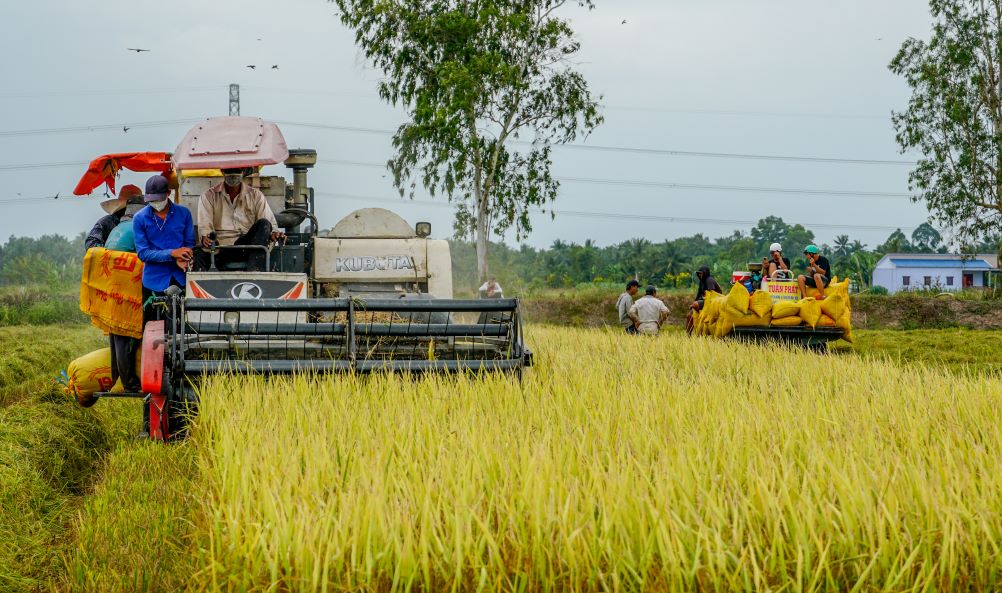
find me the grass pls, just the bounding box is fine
[0,326,106,407]
[2,322,1001,592]
[838,328,1002,376]
[59,437,197,593]
[0,284,86,327]
[0,326,111,591]
[183,326,1002,592]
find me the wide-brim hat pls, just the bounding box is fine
[99,197,127,215]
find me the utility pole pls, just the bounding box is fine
[229,84,240,116]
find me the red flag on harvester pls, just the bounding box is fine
[73,152,172,196]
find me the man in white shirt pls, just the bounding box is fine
[195,167,284,271]
[478,277,502,298]
[616,280,640,334]
[628,285,670,335]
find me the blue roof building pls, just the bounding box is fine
[872,253,999,293]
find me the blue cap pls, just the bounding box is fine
[144,174,169,202]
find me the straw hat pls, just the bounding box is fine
[98,184,143,215]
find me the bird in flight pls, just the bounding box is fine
[126,48,150,53]
[621,19,627,24]
[53,192,60,200]
[246,65,256,70]
[271,65,279,70]
[122,126,130,133]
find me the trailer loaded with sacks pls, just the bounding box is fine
[691,267,853,350]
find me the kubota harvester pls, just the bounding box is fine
[99,117,530,441]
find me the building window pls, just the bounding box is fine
[947,276,954,286]
[902,276,910,286]
[924,276,932,286]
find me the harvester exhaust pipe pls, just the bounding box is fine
[283,149,318,232]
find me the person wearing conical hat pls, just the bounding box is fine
[84,185,144,250]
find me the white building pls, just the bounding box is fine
[872,253,999,293]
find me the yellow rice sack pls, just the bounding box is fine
[772,300,801,319]
[800,298,822,327]
[837,307,853,343]
[63,347,141,401]
[702,292,725,324]
[771,316,803,327]
[726,282,750,315]
[820,279,849,320]
[749,290,772,318]
[732,312,771,327]
[818,314,837,327]
[79,248,145,339]
[714,316,734,338]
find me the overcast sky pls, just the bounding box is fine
[0,0,934,250]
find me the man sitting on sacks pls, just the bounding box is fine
[194,167,285,272]
[799,244,832,300]
[762,242,792,280]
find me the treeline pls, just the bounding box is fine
[451,217,1000,293]
[3,217,997,293]
[0,234,85,286]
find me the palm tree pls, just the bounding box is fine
[833,234,851,257]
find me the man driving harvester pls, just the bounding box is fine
[194,167,285,272]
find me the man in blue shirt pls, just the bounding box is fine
[133,174,195,326]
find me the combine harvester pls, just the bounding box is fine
[692,264,852,350]
[84,117,531,441]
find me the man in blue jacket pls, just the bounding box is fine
[132,174,193,437]
[133,174,195,326]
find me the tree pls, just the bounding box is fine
[333,0,603,281]
[890,0,1002,246]
[876,228,913,254]
[910,222,945,253]
[833,234,852,257]
[749,216,815,255]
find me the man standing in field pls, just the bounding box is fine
[628,285,670,335]
[616,279,640,334]
[687,266,722,334]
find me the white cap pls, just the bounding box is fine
[769,242,783,252]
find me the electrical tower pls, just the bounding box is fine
[229,84,240,116]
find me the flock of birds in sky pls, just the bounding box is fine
[125,44,279,71]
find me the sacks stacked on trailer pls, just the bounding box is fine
[692,278,852,342]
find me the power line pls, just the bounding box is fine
[557,176,912,199]
[317,158,913,199]
[555,144,916,166]
[0,116,914,167]
[0,161,86,171]
[0,84,892,121]
[0,86,223,99]
[602,104,890,121]
[0,191,916,234]
[0,119,200,137]
[315,192,917,233]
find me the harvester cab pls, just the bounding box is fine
[136,116,530,441]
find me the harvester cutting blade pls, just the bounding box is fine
[166,295,530,378]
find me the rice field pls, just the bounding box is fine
[183,326,1002,592]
